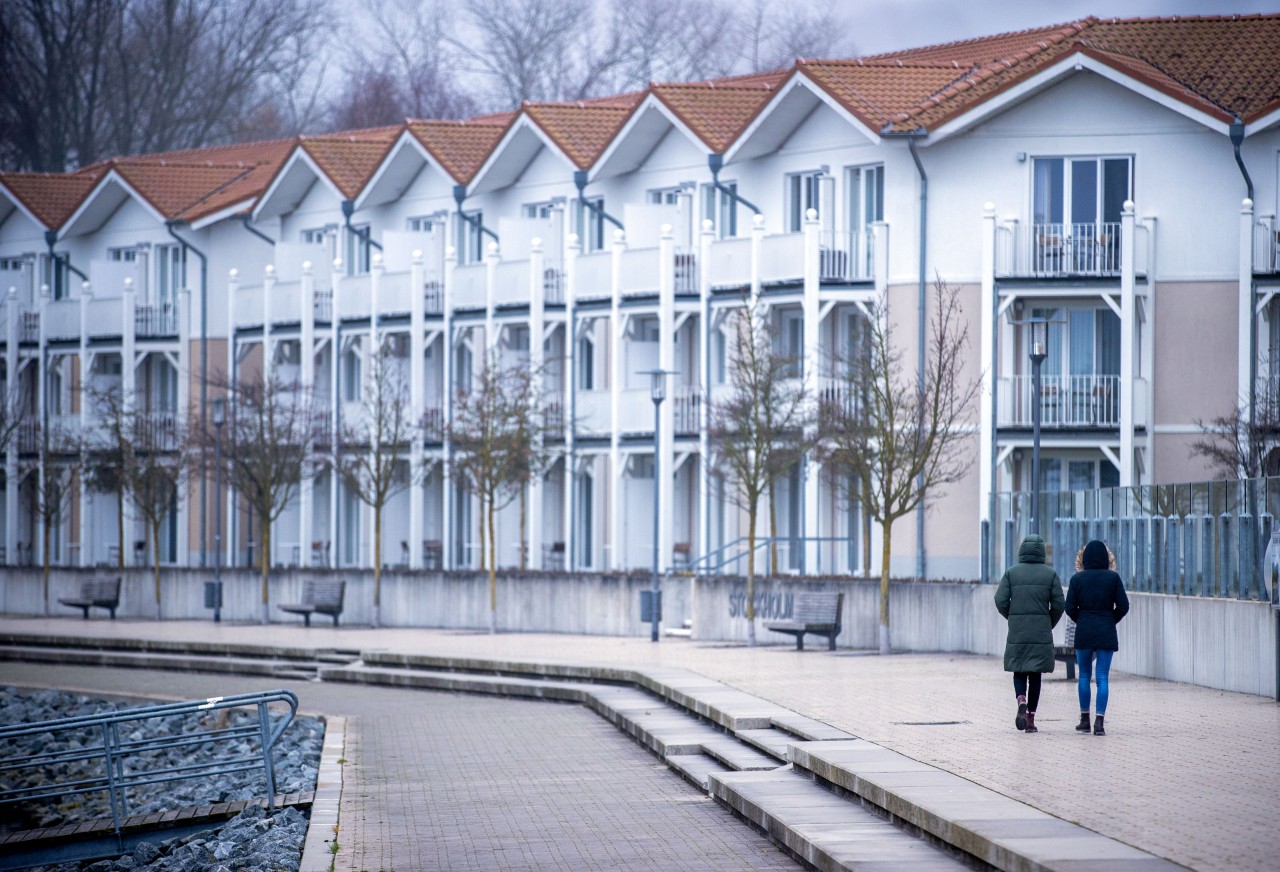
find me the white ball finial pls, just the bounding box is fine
[411,248,423,260]
[530,236,543,249]
[567,233,579,245]
[1122,199,1135,214]
[372,252,383,267]
[229,268,239,279]
[612,228,625,243]
[702,219,714,232]
[122,278,132,289]
[660,223,673,236]
[486,241,499,256]
[266,264,277,276]
[333,258,343,270]
[805,208,818,221]
[752,213,765,228]
[983,202,996,214]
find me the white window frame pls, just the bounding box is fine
[701,182,738,239]
[786,171,823,233]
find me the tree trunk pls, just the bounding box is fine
[519,485,527,570]
[879,522,892,655]
[260,517,271,625]
[767,479,778,575]
[477,492,486,571]
[487,494,497,634]
[152,517,162,619]
[746,502,757,647]
[42,511,51,616]
[372,502,382,629]
[116,490,125,571]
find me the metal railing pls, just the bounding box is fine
[0,689,298,841]
[1027,222,1122,276]
[313,288,333,322]
[984,476,1280,600]
[1255,216,1279,274]
[135,303,178,337]
[1000,373,1121,427]
[819,229,874,281]
[685,535,853,577]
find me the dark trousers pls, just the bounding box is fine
[1013,672,1042,711]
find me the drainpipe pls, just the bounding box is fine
[341,200,381,271]
[166,221,209,567]
[572,170,625,233]
[1230,119,1258,431]
[452,185,500,248]
[707,153,762,217]
[43,231,88,288]
[908,131,928,580]
[239,216,275,247]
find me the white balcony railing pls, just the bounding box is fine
[452,263,486,308]
[760,232,803,285]
[998,374,1128,427]
[493,259,529,307]
[338,275,371,320]
[314,288,333,322]
[380,270,411,316]
[672,387,701,435]
[269,281,301,326]
[574,251,612,300]
[820,229,874,281]
[998,222,1123,278]
[45,299,80,340]
[574,390,610,435]
[1255,217,1279,274]
[708,237,751,289]
[619,247,659,295]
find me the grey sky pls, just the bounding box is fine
[839,0,1279,55]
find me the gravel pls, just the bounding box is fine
[0,687,323,872]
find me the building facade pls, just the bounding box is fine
[3,15,1279,579]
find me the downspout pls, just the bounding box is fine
[908,131,928,580]
[166,221,209,567]
[43,230,88,285]
[239,216,275,247]
[341,200,381,269]
[1230,119,1258,431]
[707,153,762,217]
[573,170,625,233]
[452,185,500,248]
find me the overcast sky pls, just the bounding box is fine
[838,0,1279,55]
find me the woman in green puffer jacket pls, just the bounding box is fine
[995,534,1065,734]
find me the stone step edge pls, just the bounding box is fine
[788,742,1188,872]
[0,632,321,662]
[0,644,310,678]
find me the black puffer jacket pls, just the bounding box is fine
[1065,540,1130,651]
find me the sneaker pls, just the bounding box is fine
[1015,701,1027,731]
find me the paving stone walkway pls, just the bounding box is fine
[3,616,1279,871]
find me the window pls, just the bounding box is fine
[300,227,328,245]
[701,182,738,239]
[1031,305,1122,425]
[108,247,140,262]
[524,200,560,219]
[778,311,803,378]
[578,336,595,390]
[630,316,659,343]
[342,485,360,565]
[576,198,605,253]
[846,164,884,232]
[507,325,530,352]
[345,223,371,276]
[342,344,362,402]
[787,171,823,232]
[155,244,183,309]
[458,211,484,265]
[1037,458,1119,493]
[631,455,654,479]
[0,256,26,271]
[648,187,683,205]
[713,329,726,385]
[576,473,593,568]
[1033,156,1131,229]
[41,253,69,300]
[407,216,439,233]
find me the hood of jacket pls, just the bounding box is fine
[1018,535,1046,564]
[1082,539,1110,570]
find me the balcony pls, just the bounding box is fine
[997,374,1147,428]
[1254,216,1279,274]
[997,222,1127,278]
[672,387,701,435]
[820,230,874,282]
[135,302,178,337]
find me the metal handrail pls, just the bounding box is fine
[0,689,298,840]
[683,535,852,576]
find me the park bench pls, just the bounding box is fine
[765,592,843,651]
[58,575,121,620]
[1056,618,1077,680]
[278,579,346,627]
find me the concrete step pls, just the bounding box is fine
[666,754,729,791]
[0,644,310,679]
[710,768,972,871]
[789,740,1186,872]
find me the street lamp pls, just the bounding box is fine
[211,397,226,622]
[647,368,670,643]
[1027,318,1048,536]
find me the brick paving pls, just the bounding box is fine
[0,659,798,872]
[3,616,1279,871]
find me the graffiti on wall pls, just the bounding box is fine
[728,589,793,621]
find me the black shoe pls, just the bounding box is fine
[1023,712,1038,733]
[1015,701,1027,731]
[1093,715,1105,736]
[1075,713,1091,732]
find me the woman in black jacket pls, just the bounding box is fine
[1065,540,1130,735]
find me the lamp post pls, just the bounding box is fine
[1027,318,1048,536]
[212,397,225,622]
[648,368,669,643]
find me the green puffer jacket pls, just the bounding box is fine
[994,535,1065,673]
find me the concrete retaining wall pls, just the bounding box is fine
[1,569,1273,697]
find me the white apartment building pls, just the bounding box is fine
[3,15,1279,580]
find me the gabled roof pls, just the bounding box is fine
[295,125,402,199]
[0,172,102,230]
[806,14,1280,134]
[649,70,788,153]
[521,93,645,169]
[405,114,515,184]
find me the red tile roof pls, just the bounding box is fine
[651,70,788,152]
[523,94,644,169]
[297,126,402,199]
[0,172,101,229]
[406,116,515,184]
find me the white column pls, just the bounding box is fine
[608,229,625,570]
[484,242,498,352]
[4,289,17,563]
[563,234,579,570]
[78,283,92,567]
[1119,200,1136,485]
[409,249,425,569]
[121,279,137,557]
[225,269,238,568]
[528,238,545,570]
[802,209,821,572]
[299,261,316,567]
[442,245,457,570]
[697,220,714,571]
[177,287,191,567]
[979,204,996,525]
[1240,198,1256,426]
[658,225,675,576]
[749,213,764,306]
[329,259,343,566]
[262,265,276,381]
[37,284,49,566]
[872,221,890,296]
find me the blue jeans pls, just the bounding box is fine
[1076,648,1114,714]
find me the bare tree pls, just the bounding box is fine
[821,279,980,655]
[1,0,329,171]
[335,343,420,628]
[607,0,739,88]
[211,370,320,624]
[448,349,551,633]
[708,294,816,646]
[735,0,854,71]
[83,386,131,572]
[1190,397,1280,480]
[20,419,82,613]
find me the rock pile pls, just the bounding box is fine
[0,687,322,872]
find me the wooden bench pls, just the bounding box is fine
[278,579,346,627]
[765,592,843,651]
[1056,618,1077,680]
[58,575,121,620]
